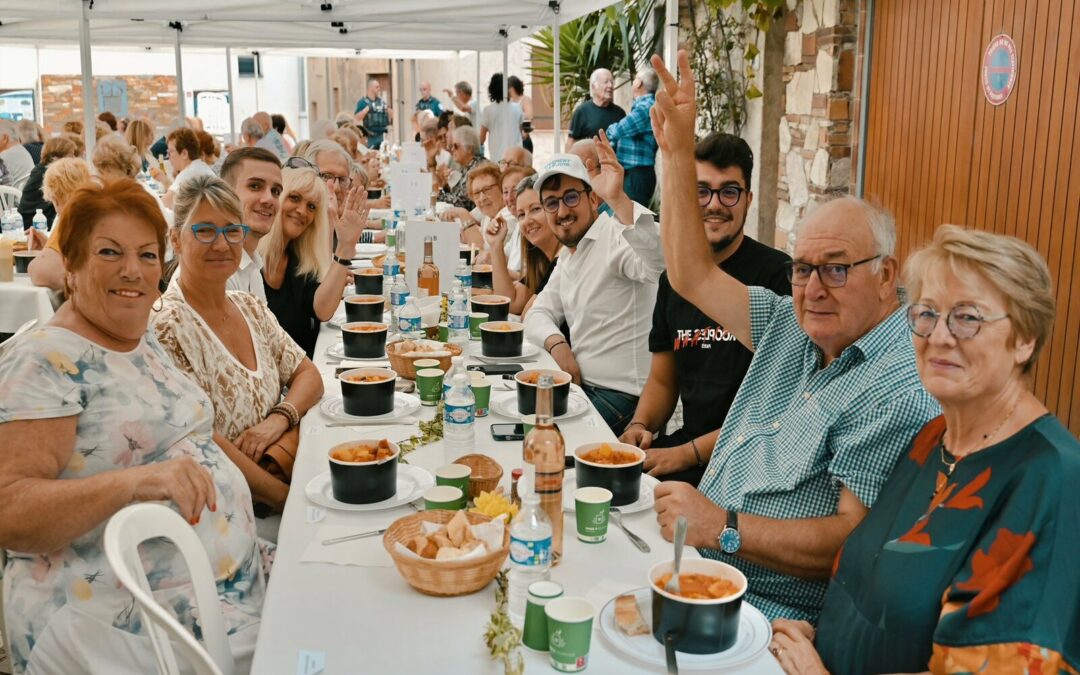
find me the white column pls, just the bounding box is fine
[78,0,95,158]
[253,53,261,111]
[553,11,561,153]
[664,0,679,67]
[475,51,482,119]
[225,47,237,143]
[324,58,332,120]
[174,26,186,124]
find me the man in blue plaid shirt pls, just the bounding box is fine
[646,54,940,623]
[605,68,658,207]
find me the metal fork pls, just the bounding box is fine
[609,507,651,553]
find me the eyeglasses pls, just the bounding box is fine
[471,183,500,199]
[498,159,524,169]
[906,303,1009,340]
[320,172,353,189]
[697,184,746,208]
[284,157,317,171]
[189,223,249,244]
[785,255,881,288]
[542,188,591,213]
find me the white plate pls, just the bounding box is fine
[354,243,387,258]
[490,390,591,422]
[598,587,771,671]
[562,472,659,514]
[325,341,387,361]
[471,342,541,363]
[305,464,434,512]
[319,393,421,424]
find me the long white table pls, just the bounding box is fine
[252,314,783,674]
[0,275,55,335]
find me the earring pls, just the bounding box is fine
[152,293,164,312]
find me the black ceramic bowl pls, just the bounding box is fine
[471,294,511,322]
[328,440,400,504]
[352,267,385,295]
[344,294,385,323]
[649,559,747,655]
[480,321,525,357]
[471,264,493,290]
[339,367,397,416]
[515,369,572,417]
[573,442,645,507]
[341,322,388,358]
[13,250,37,274]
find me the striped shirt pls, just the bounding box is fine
[697,287,940,622]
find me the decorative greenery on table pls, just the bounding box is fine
[484,569,524,675]
[395,405,444,463]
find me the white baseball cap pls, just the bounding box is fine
[534,154,593,195]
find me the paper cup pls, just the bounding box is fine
[469,312,489,340]
[545,597,594,672]
[423,485,465,511]
[435,463,472,494]
[415,368,445,407]
[523,581,564,651]
[470,375,492,417]
[438,322,450,342]
[413,358,440,370]
[574,487,612,543]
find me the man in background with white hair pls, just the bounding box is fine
[0,119,33,190]
[565,68,625,151]
[241,117,264,148]
[17,120,43,165]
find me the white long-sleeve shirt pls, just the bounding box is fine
[524,202,664,396]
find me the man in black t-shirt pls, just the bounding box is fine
[619,133,792,485]
[565,68,625,150]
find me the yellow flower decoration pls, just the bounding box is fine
[45,351,79,376]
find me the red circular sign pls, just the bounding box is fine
[982,34,1018,106]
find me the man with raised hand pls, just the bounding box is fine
[647,52,939,622]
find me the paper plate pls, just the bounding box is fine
[490,390,590,422]
[305,464,434,512]
[319,393,421,424]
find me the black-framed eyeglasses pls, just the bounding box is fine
[906,303,1009,340]
[319,172,353,189]
[284,156,316,171]
[542,188,591,213]
[785,255,881,288]
[697,184,746,208]
[189,223,249,244]
[471,183,500,199]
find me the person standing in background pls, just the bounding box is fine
[565,69,625,151]
[354,79,393,150]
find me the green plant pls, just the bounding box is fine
[527,0,662,116]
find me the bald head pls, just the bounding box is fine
[420,81,432,98]
[499,146,533,171]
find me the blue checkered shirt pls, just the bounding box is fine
[605,94,657,169]
[697,287,940,622]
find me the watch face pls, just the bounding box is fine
[719,527,741,554]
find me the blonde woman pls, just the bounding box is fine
[125,118,157,171]
[258,167,369,356]
[92,135,140,180]
[28,157,92,293]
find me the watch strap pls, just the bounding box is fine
[726,509,738,531]
[332,253,352,268]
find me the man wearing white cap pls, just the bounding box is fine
[524,132,665,434]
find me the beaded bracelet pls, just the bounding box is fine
[270,401,300,428]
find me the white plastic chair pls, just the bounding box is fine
[103,504,236,675]
[0,186,19,211]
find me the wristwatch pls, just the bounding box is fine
[718,510,741,554]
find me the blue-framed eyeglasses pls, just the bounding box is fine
[189,223,249,244]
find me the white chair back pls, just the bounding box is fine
[0,186,19,211]
[103,504,235,675]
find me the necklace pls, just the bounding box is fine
[936,392,1022,494]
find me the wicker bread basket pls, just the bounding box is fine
[386,339,463,379]
[383,510,510,596]
[452,454,505,500]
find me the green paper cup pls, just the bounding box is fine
[416,368,445,407]
[523,580,564,651]
[423,485,465,511]
[522,414,537,436]
[470,375,492,417]
[545,597,594,672]
[413,358,440,371]
[435,463,472,494]
[438,322,449,342]
[469,312,489,340]
[574,487,612,543]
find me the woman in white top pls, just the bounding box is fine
[479,73,524,165]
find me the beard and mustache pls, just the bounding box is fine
[704,208,741,253]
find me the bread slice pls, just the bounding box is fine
[614,594,650,637]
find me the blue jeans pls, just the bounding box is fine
[582,384,639,436]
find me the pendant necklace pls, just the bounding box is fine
[935,393,1021,495]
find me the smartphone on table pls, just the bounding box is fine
[490,423,524,441]
[468,364,524,377]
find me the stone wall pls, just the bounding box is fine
[775,0,859,250]
[40,75,178,134]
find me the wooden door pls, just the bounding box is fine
[862,0,1080,435]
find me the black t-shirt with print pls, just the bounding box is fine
[648,235,792,438]
[568,100,626,141]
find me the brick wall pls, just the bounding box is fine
[40,75,178,135]
[775,0,859,250]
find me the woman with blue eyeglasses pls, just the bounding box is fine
[152,175,324,539]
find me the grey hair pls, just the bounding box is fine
[798,195,896,264]
[0,119,16,142]
[637,68,659,94]
[454,80,473,97]
[304,138,352,168]
[367,78,380,88]
[241,117,264,140]
[453,125,481,155]
[171,174,244,232]
[17,120,42,143]
[515,174,538,198]
[589,68,613,87]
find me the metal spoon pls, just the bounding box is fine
[609,507,651,553]
[666,516,688,595]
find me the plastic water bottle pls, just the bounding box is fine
[390,274,409,331]
[454,258,472,293]
[1,209,21,241]
[448,280,470,345]
[443,355,465,399]
[442,373,475,464]
[507,492,553,619]
[397,296,422,339]
[31,209,47,233]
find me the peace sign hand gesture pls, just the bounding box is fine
[649,51,698,155]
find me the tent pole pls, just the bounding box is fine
[553,9,561,154]
[324,58,332,121]
[475,51,481,120]
[78,0,95,159]
[253,52,261,111]
[225,47,237,143]
[664,0,678,67]
[502,38,509,157]
[174,24,186,125]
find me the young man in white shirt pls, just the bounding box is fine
[219,147,284,301]
[524,134,665,434]
[164,127,215,208]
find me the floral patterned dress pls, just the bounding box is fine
[0,327,265,674]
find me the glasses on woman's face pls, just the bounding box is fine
[906,303,1009,340]
[696,184,746,208]
[542,188,591,213]
[785,255,881,288]
[471,182,500,200]
[190,223,249,244]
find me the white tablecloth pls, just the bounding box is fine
[252,318,782,674]
[0,275,55,334]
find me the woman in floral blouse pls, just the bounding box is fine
[0,178,265,674]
